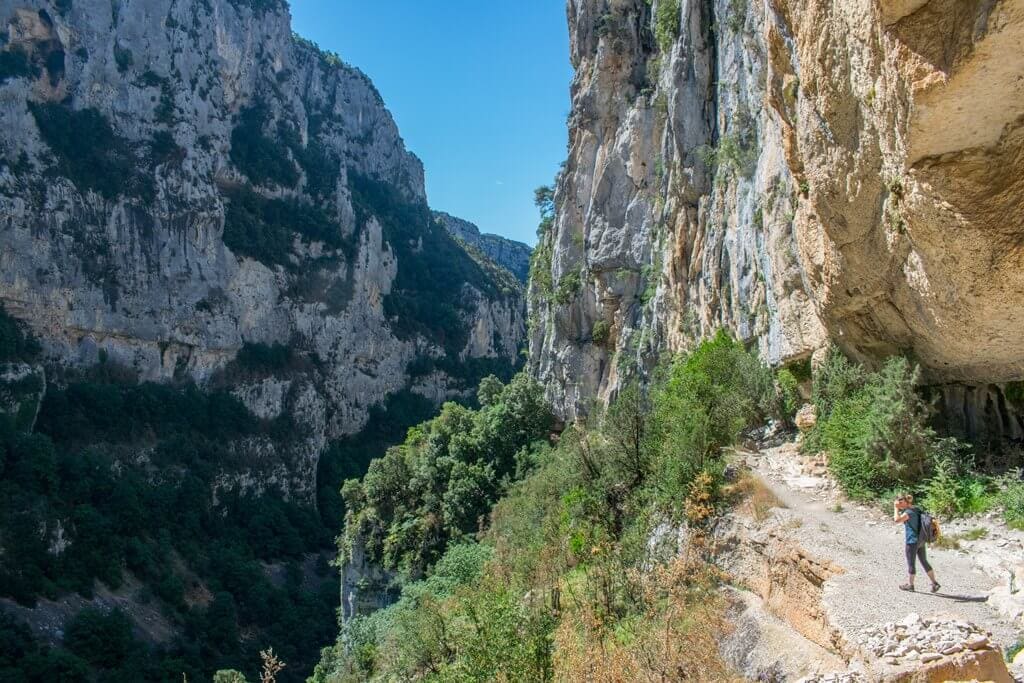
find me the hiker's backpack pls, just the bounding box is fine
[918,509,940,544]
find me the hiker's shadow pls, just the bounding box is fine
[927,592,988,603]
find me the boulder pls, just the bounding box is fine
[795,404,818,432]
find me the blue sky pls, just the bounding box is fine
[290,2,572,246]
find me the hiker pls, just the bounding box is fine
[893,493,940,593]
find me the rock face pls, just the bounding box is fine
[433,210,532,283]
[528,0,1024,421]
[0,0,526,498]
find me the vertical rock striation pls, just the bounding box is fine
[530,0,1024,426]
[0,0,527,498]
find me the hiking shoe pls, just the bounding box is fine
[899,583,915,592]
[930,582,940,593]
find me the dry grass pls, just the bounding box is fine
[933,526,988,551]
[552,555,739,682]
[728,471,787,522]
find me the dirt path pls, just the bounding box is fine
[748,443,1022,652]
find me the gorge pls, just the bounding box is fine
[2,0,1024,681]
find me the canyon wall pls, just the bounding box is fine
[529,0,1024,438]
[0,0,526,498]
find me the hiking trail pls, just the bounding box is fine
[718,438,1024,681]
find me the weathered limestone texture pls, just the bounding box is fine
[529,0,1024,421]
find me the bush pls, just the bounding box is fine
[1,364,338,682]
[648,331,774,513]
[921,442,994,517]
[777,368,800,421]
[809,350,941,499]
[0,47,38,83]
[654,0,681,52]
[339,373,554,577]
[227,0,287,16]
[349,172,503,354]
[553,269,582,304]
[113,45,133,73]
[29,102,151,200]
[0,305,41,363]
[64,608,135,669]
[36,376,261,445]
[316,389,438,527]
[324,543,553,682]
[316,334,770,681]
[998,472,1024,529]
[229,104,298,187]
[149,130,185,166]
[233,342,295,373]
[222,186,347,268]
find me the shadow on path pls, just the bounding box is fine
[924,592,988,604]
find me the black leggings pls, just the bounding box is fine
[905,542,932,575]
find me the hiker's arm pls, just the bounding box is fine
[892,502,908,523]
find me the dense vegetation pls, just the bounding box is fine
[227,0,289,16]
[316,389,439,535]
[0,47,38,83]
[28,102,152,201]
[314,333,775,681]
[0,306,41,363]
[229,104,299,188]
[653,0,681,53]
[805,347,1024,526]
[0,312,339,682]
[221,185,348,268]
[348,172,512,355]
[528,185,556,303]
[338,373,556,579]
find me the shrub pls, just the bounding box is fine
[149,130,185,166]
[227,0,287,16]
[222,185,346,267]
[349,172,501,354]
[921,443,994,517]
[777,368,800,420]
[0,47,38,83]
[654,0,681,53]
[316,334,773,681]
[29,102,151,200]
[339,373,554,577]
[809,351,942,499]
[64,608,135,668]
[810,346,866,420]
[554,269,582,304]
[715,111,758,179]
[648,331,774,513]
[998,472,1024,529]
[229,104,298,187]
[113,45,133,73]
[591,319,611,345]
[1,365,338,681]
[0,305,41,363]
[725,0,747,33]
[233,342,295,373]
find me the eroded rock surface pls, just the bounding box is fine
[0,0,527,497]
[529,0,1024,422]
[433,210,532,283]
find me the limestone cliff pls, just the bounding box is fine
[528,0,1024,435]
[0,0,526,498]
[433,210,532,283]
